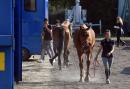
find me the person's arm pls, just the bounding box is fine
[41,28,45,39]
[61,21,70,28]
[107,45,115,56]
[114,26,120,29]
[61,22,64,26]
[45,25,52,34]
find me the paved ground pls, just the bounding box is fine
[15,39,130,89]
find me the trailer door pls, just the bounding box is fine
[22,0,48,54]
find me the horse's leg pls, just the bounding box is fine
[66,49,70,64]
[63,31,70,67]
[58,38,63,70]
[58,52,62,70]
[63,51,67,66]
[49,41,59,65]
[53,42,57,55]
[85,52,91,82]
[50,53,58,60]
[63,42,67,66]
[64,49,70,66]
[58,48,62,70]
[78,53,83,82]
[49,53,58,65]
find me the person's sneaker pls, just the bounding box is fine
[49,59,54,66]
[106,79,110,84]
[37,59,44,63]
[53,59,56,63]
[122,42,126,46]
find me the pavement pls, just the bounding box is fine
[14,39,130,89]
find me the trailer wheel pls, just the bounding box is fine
[22,47,31,61]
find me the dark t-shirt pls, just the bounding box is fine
[44,25,52,40]
[101,39,114,58]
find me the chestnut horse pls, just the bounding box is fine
[73,24,95,82]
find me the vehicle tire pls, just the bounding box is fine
[22,47,31,61]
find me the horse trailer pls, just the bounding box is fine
[22,0,48,60]
[0,0,48,88]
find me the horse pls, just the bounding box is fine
[49,25,64,70]
[73,24,95,82]
[50,23,71,70]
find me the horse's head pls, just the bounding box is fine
[79,24,91,52]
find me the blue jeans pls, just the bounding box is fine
[102,57,113,79]
[41,40,54,60]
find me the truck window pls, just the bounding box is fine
[24,0,36,11]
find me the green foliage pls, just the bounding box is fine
[49,0,74,13]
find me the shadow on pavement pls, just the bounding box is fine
[121,67,130,75]
[122,46,130,50]
[17,81,105,86]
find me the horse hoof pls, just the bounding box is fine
[65,61,70,67]
[63,62,66,66]
[64,65,67,69]
[59,67,62,70]
[63,63,67,68]
[84,77,89,82]
[79,79,84,82]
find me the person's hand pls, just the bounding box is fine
[44,24,48,28]
[114,26,119,29]
[107,52,111,56]
[45,25,48,29]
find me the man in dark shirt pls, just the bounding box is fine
[40,18,54,64]
[95,30,115,84]
[44,24,52,40]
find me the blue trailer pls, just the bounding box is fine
[14,0,49,82]
[0,0,48,88]
[21,0,48,60]
[14,0,48,82]
[0,0,15,89]
[14,0,22,83]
